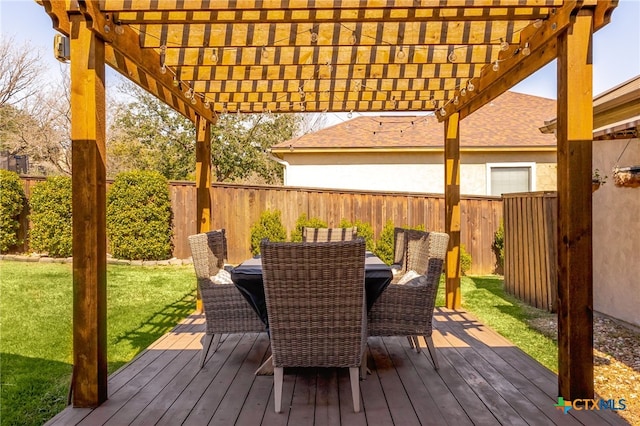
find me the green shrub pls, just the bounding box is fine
[492,220,505,274]
[339,218,375,252]
[461,244,472,275]
[107,171,173,260]
[250,209,287,255]
[289,213,328,242]
[373,220,395,264]
[29,176,73,257]
[0,170,26,253]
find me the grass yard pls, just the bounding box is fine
[0,261,196,426]
[1,261,560,426]
[436,275,558,372]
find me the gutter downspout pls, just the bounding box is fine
[267,151,290,185]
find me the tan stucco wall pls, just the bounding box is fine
[281,150,557,195]
[592,138,640,327]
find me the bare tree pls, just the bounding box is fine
[0,36,44,106]
[0,36,72,175]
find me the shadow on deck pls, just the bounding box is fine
[45,308,628,425]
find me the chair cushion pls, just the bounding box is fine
[210,268,233,284]
[396,270,427,287]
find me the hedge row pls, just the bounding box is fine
[0,171,172,260]
[248,209,473,273]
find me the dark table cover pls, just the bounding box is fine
[231,252,393,328]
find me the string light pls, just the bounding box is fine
[204,100,210,109]
[439,107,447,117]
[115,22,124,35]
[347,110,353,119]
[134,20,539,114]
[467,80,475,92]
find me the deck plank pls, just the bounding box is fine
[45,309,631,426]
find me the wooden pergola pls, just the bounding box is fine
[40,0,617,409]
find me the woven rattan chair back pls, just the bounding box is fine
[188,230,264,368]
[368,231,449,370]
[302,227,358,242]
[260,238,367,412]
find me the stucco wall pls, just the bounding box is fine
[592,138,640,327]
[281,150,557,195]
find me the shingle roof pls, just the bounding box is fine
[273,91,556,151]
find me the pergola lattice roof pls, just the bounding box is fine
[43,0,615,122]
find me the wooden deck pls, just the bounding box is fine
[46,309,628,426]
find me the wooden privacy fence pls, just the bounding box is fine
[18,178,502,275]
[503,192,558,312]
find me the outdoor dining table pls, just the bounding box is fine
[230,251,393,330]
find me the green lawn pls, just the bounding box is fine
[0,261,196,426]
[1,261,558,426]
[436,275,558,372]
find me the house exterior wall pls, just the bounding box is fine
[592,137,640,327]
[280,150,556,195]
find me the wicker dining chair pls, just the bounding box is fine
[260,238,367,413]
[368,231,449,369]
[188,230,264,368]
[302,226,358,242]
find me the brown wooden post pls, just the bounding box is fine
[557,9,594,400]
[69,15,107,406]
[445,112,461,309]
[195,114,212,233]
[195,114,212,312]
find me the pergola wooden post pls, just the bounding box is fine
[195,114,212,234]
[556,9,595,400]
[195,114,213,313]
[444,113,462,309]
[69,15,108,407]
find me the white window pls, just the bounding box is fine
[486,162,536,196]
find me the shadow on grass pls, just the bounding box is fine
[0,353,72,426]
[108,291,196,372]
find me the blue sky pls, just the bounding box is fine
[1,0,638,109]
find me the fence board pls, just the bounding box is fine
[503,192,558,312]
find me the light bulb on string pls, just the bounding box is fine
[453,96,459,106]
[185,88,193,98]
[460,87,467,97]
[211,49,219,64]
[115,23,124,35]
[299,102,305,112]
[350,32,357,45]
[172,75,179,87]
[396,47,406,60]
[160,64,167,74]
[467,80,475,92]
[533,19,543,29]
[439,107,447,117]
[347,110,353,119]
[261,46,269,59]
[448,51,457,63]
[204,100,210,109]
[492,60,500,72]
[522,42,531,56]
[191,96,197,105]
[500,38,509,51]
[310,31,318,43]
